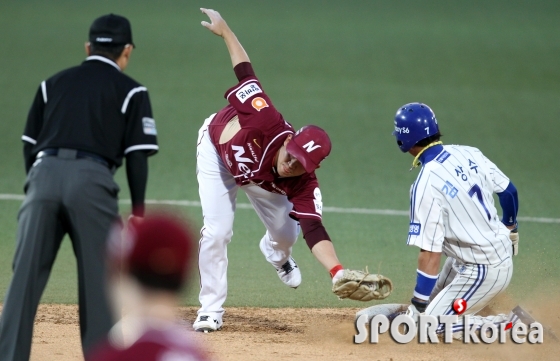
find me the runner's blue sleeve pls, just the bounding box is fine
[497,181,518,226]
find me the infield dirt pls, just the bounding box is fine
[8,295,559,361]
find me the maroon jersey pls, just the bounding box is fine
[87,325,210,361]
[206,64,323,220]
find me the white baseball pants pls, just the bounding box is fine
[428,257,515,338]
[196,114,299,321]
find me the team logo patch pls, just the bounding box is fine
[303,140,321,153]
[409,223,421,235]
[142,117,157,135]
[251,97,268,111]
[236,82,262,103]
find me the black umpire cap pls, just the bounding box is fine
[89,14,135,48]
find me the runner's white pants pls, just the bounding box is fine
[428,257,515,338]
[196,114,299,320]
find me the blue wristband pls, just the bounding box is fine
[413,269,438,301]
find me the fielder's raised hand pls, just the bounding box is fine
[200,8,250,68]
[200,8,230,37]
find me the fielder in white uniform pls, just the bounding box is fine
[193,9,349,333]
[393,103,521,338]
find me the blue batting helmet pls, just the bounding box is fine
[393,103,439,152]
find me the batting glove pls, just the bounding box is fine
[510,226,519,256]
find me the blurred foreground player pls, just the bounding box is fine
[87,214,210,361]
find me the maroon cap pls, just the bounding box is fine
[109,214,194,290]
[286,125,332,173]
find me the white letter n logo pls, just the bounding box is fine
[302,141,321,153]
[232,145,254,163]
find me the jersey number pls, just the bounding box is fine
[468,184,491,221]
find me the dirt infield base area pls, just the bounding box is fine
[7,301,556,361]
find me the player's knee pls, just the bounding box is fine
[268,232,297,247]
[202,226,233,244]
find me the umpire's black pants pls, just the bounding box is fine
[0,152,119,361]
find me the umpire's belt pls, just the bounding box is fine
[37,148,114,170]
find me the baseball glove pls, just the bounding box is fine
[332,268,393,301]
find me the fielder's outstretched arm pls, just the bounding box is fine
[300,218,344,278]
[311,240,342,272]
[201,8,250,68]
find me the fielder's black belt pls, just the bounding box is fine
[37,148,113,170]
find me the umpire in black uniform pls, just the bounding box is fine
[0,14,158,360]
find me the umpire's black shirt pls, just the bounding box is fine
[23,55,158,169]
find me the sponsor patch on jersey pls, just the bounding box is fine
[246,142,259,162]
[436,151,450,163]
[235,82,262,103]
[142,117,157,135]
[409,222,421,235]
[224,153,232,168]
[251,97,268,111]
[270,182,287,195]
[314,200,323,215]
[313,187,322,201]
